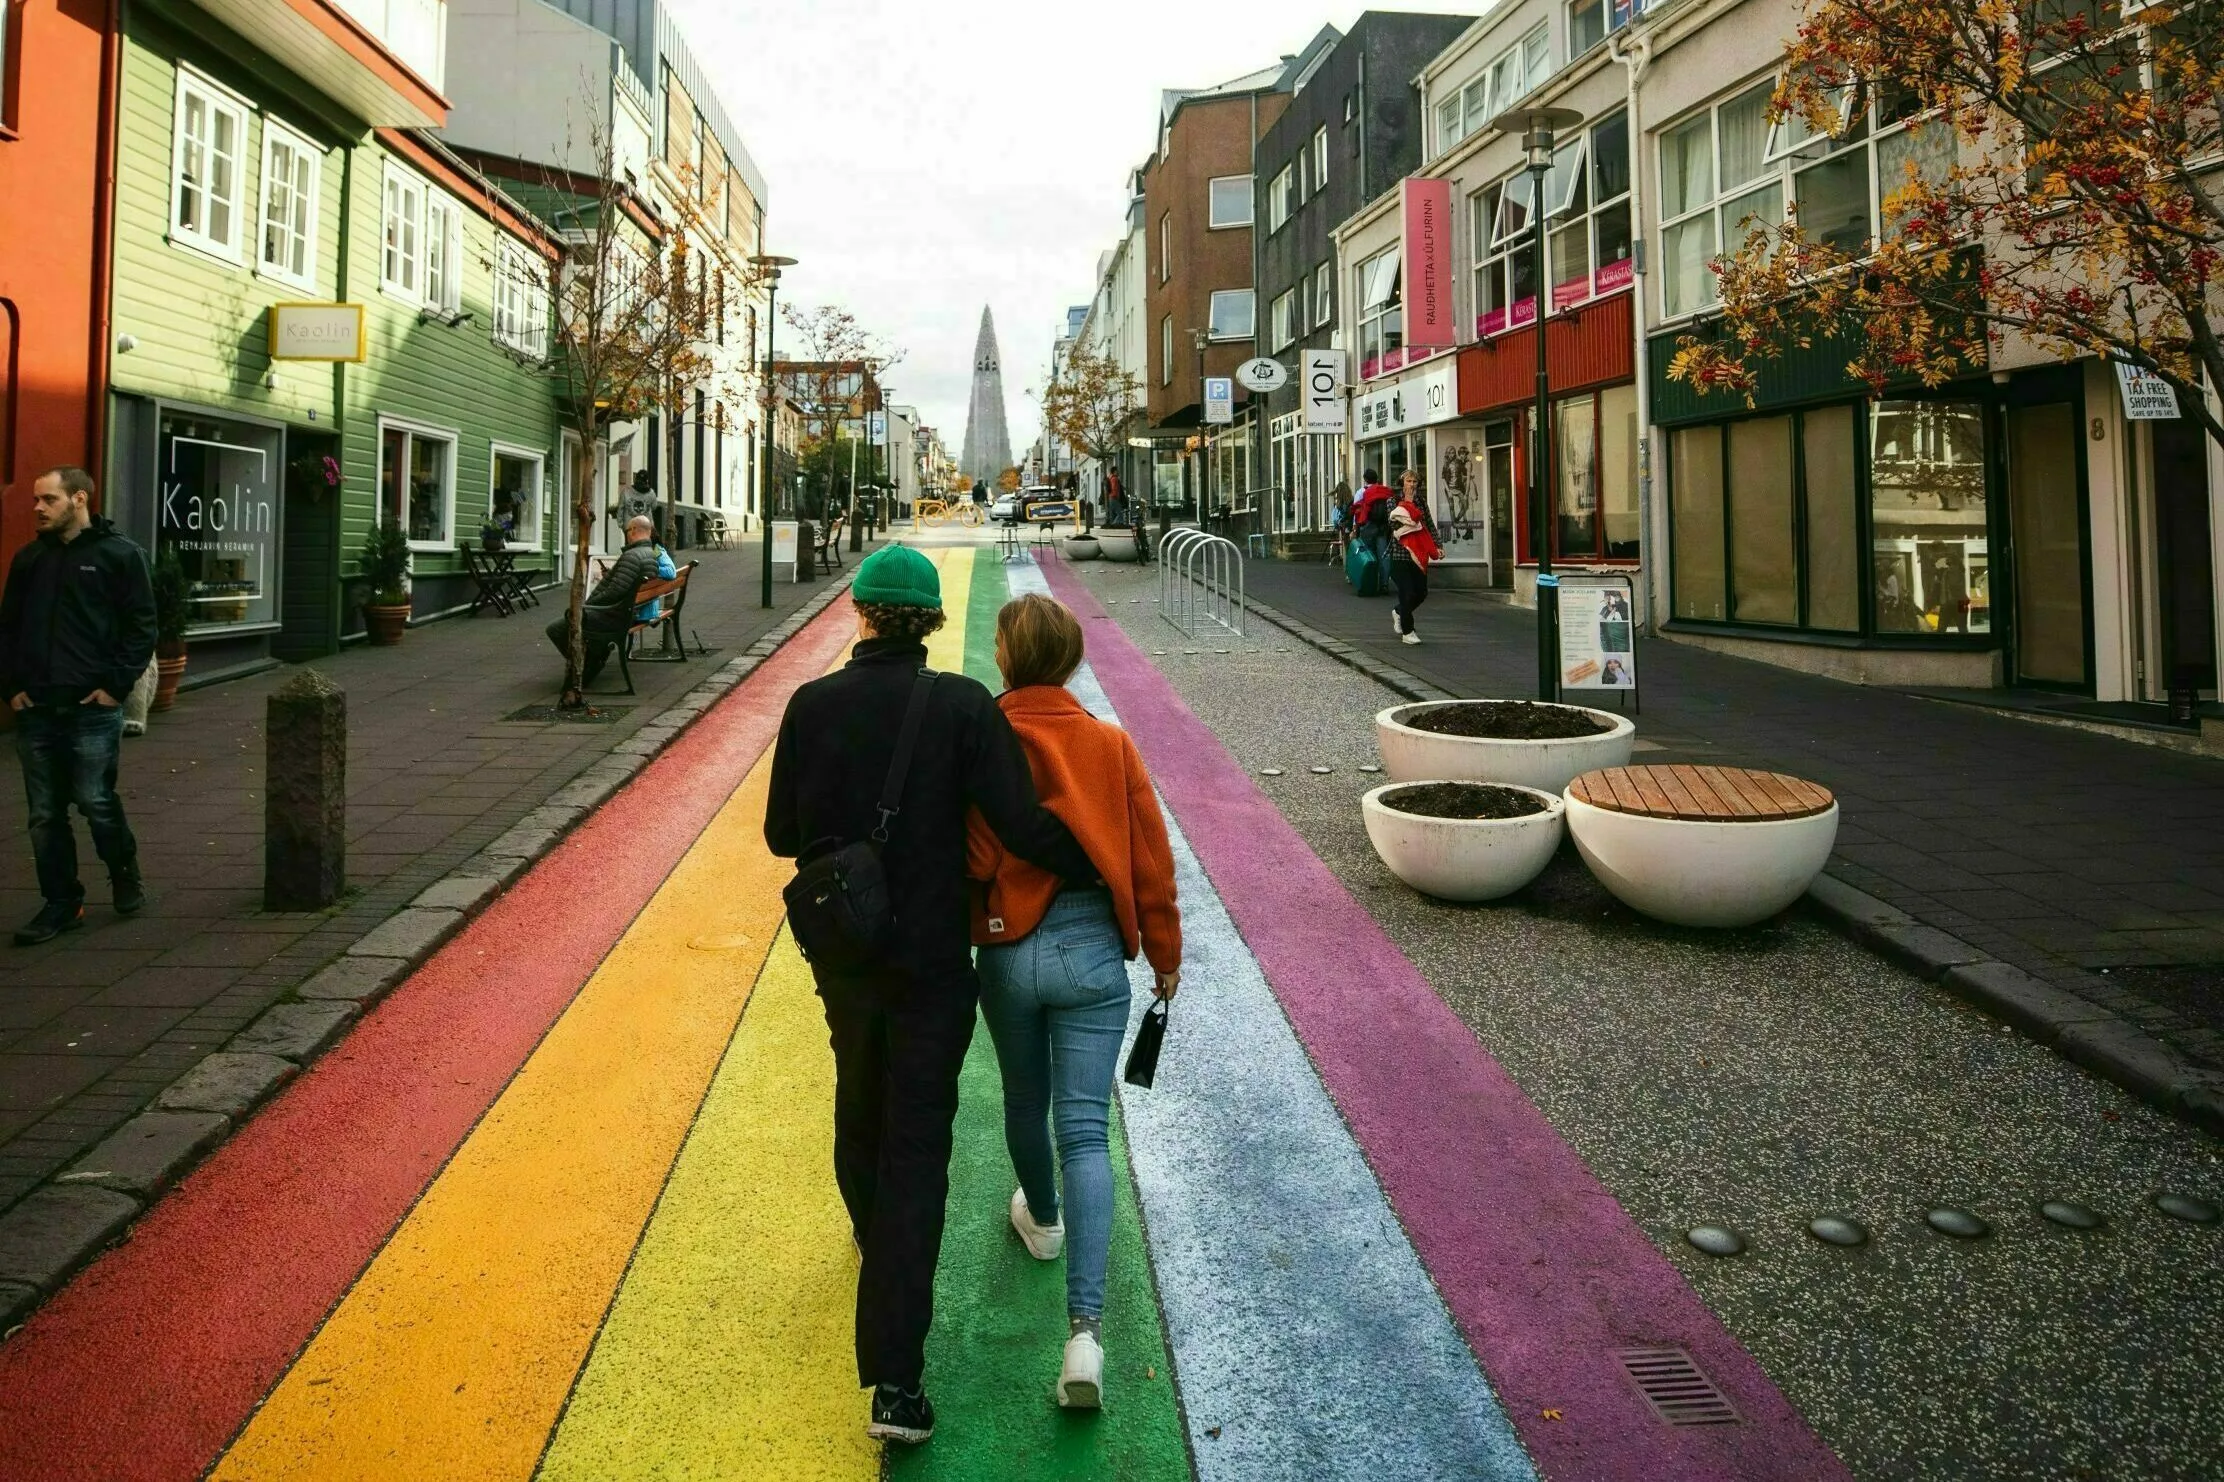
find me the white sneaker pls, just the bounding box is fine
[1058,1330,1104,1409]
[1009,1187,1064,1260]
[1402,631,1421,645]
[1393,610,1403,635]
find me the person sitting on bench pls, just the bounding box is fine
[546,515,662,687]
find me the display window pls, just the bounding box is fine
[157,410,283,632]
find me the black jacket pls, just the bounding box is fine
[765,637,1096,977]
[0,517,158,702]
[584,539,662,625]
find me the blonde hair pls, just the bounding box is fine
[996,593,1085,690]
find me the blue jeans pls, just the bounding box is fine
[15,699,138,907]
[977,889,1131,1319]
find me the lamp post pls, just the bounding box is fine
[751,254,797,609]
[1514,107,1583,702]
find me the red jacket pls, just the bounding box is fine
[1351,483,1393,532]
[1390,498,1442,569]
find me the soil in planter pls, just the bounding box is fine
[1381,782,1550,820]
[1403,700,1612,740]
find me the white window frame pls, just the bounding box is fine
[1270,288,1298,352]
[379,416,459,552]
[1268,164,1295,231]
[487,442,546,551]
[1312,126,1329,193]
[1159,211,1171,282]
[381,162,425,302]
[256,118,320,290]
[1208,175,1254,229]
[1161,314,1173,384]
[1356,248,1402,377]
[492,235,550,360]
[424,195,461,314]
[1313,260,1333,328]
[1208,288,1255,341]
[170,67,250,264]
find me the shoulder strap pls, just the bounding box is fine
[871,669,937,844]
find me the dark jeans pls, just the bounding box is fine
[817,966,979,1389]
[16,700,138,907]
[544,614,629,683]
[1391,557,1429,634]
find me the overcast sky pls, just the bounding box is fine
[665,0,1494,455]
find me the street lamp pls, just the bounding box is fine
[1514,106,1583,701]
[752,253,798,609]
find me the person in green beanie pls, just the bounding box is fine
[764,543,1095,1447]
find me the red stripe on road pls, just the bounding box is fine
[0,603,854,1482]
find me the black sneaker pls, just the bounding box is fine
[867,1384,934,1445]
[113,872,147,915]
[13,902,86,946]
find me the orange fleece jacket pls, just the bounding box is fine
[967,685,1183,973]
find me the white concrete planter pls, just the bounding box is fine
[1097,530,1139,562]
[1064,536,1103,561]
[1375,702,1636,795]
[1361,783,1566,902]
[1564,794,1840,928]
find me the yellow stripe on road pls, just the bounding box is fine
[209,760,791,1482]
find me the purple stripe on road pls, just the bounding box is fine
[1042,556,1847,1482]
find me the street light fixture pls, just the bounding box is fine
[1513,106,1584,702]
[751,253,798,609]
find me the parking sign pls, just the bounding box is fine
[1204,376,1234,425]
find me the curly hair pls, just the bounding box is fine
[856,601,948,643]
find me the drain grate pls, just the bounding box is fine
[1615,1347,1741,1427]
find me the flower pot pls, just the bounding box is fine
[1097,530,1139,562]
[1563,793,1839,928]
[153,653,187,712]
[1361,781,1565,902]
[1375,701,1635,794]
[363,602,411,647]
[1064,536,1102,561]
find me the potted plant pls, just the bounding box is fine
[1375,699,1636,795]
[1063,532,1102,560]
[1361,780,1565,902]
[151,549,190,710]
[479,515,508,552]
[359,522,412,646]
[1096,528,1139,561]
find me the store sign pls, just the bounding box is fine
[1203,376,1234,425]
[1303,350,1347,434]
[2115,361,2181,420]
[268,303,367,362]
[1402,178,1455,351]
[1354,359,1458,438]
[1558,578,1637,691]
[158,413,281,631]
[1237,357,1289,393]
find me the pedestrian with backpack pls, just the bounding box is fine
[1346,468,1394,597]
[764,544,1097,1448]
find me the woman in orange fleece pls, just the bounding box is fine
[967,593,1182,1411]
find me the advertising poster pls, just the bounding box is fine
[1558,579,1636,690]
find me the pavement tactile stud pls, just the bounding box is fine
[1927,1207,1991,1239]
[1807,1215,1869,1247]
[1259,768,1285,777]
[2154,1192,2220,1225]
[1686,1225,1745,1257]
[2040,1200,2105,1231]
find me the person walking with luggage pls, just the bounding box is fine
[1346,469,1394,597]
[2,468,156,945]
[764,545,1097,1448]
[967,594,1182,1410]
[1388,468,1442,644]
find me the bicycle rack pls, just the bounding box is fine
[1158,527,1246,640]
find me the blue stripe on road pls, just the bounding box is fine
[1009,557,1536,1481]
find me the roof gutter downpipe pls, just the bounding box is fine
[1609,24,1657,634]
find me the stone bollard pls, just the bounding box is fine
[265,668,346,911]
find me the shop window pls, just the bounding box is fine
[172,70,248,262]
[1729,415,1797,623]
[1671,425,1726,619]
[1802,406,1861,630]
[258,122,320,289]
[1600,384,1639,557]
[381,421,456,548]
[1871,399,1990,634]
[157,411,281,631]
[1529,387,1640,565]
[490,446,543,548]
[1555,396,1597,557]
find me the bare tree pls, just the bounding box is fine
[776,305,902,518]
[1040,345,1143,500]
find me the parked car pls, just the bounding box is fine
[990,492,1023,523]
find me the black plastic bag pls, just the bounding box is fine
[1123,1000,1169,1089]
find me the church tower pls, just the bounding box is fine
[959,306,1013,488]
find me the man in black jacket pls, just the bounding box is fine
[545,515,662,689]
[765,543,1093,1447]
[2,468,157,945]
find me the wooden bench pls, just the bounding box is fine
[611,560,699,694]
[812,516,846,575]
[1567,765,1834,822]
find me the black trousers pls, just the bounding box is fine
[544,615,629,683]
[817,966,980,1388]
[1390,558,1429,634]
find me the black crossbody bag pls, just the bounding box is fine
[783,670,936,972]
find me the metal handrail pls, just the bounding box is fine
[1158,527,1245,640]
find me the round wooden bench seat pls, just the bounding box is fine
[1568,765,1834,823]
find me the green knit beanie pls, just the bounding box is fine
[853,544,941,608]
